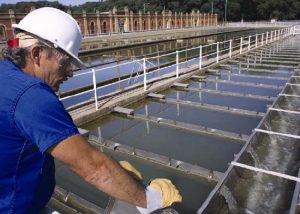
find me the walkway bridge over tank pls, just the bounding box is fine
[45,25,300,213]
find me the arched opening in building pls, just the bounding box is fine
[166,19,170,29]
[143,20,146,30]
[151,19,155,30]
[194,19,197,27]
[102,21,107,33]
[171,20,174,28]
[90,21,95,34]
[0,25,6,41]
[134,20,138,31]
[158,20,162,29]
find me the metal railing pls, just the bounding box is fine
[59,26,295,110]
[226,21,300,28]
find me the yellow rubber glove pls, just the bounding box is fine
[149,178,182,207]
[119,161,143,180]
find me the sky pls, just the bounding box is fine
[0,0,100,6]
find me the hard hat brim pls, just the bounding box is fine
[12,23,87,69]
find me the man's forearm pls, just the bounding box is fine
[49,134,147,208]
[80,149,147,207]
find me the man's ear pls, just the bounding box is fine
[30,45,43,66]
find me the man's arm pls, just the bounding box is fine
[48,134,147,208]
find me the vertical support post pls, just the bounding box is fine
[143,58,147,91]
[116,57,121,90]
[270,31,273,42]
[157,51,160,76]
[176,50,179,78]
[261,33,264,46]
[248,36,251,51]
[199,45,202,69]
[92,69,98,110]
[293,26,296,36]
[266,32,269,43]
[216,42,219,63]
[185,48,188,68]
[255,34,258,48]
[280,29,282,38]
[229,40,232,58]
[240,37,243,54]
[145,104,150,134]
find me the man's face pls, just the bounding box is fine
[37,47,73,92]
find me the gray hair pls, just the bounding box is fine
[2,46,29,68]
[2,42,60,69]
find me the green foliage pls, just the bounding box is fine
[0,0,299,20]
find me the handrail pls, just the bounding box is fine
[59,26,294,110]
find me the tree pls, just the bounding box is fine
[0,0,299,21]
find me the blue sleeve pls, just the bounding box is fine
[14,83,79,153]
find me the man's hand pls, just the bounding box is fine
[137,178,182,214]
[149,178,182,207]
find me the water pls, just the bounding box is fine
[130,100,260,135]
[188,79,281,97]
[274,96,300,112]
[59,30,300,213]
[261,111,300,136]
[162,89,272,112]
[59,28,281,108]
[55,147,214,213]
[219,185,239,213]
[207,74,287,86]
[86,115,242,172]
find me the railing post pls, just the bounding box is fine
[240,37,243,54]
[255,34,258,48]
[176,50,179,78]
[92,68,98,110]
[157,51,160,76]
[229,40,232,58]
[248,36,251,51]
[216,42,219,63]
[261,33,264,46]
[270,31,273,42]
[293,26,296,36]
[143,58,147,91]
[185,48,188,68]
[266,32,269,43]
[199,45,202,69]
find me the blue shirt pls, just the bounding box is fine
[0,59,79,213]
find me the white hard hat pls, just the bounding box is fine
[12,7,85,68]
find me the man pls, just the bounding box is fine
[0,7,181,213]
